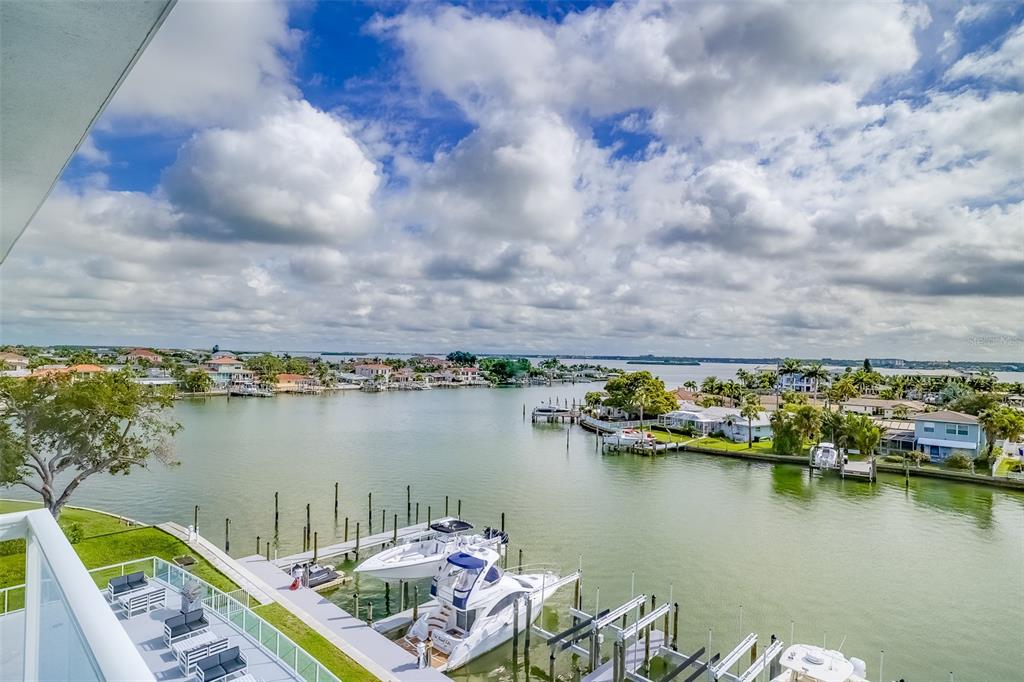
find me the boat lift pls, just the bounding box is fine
[531,592,785,682]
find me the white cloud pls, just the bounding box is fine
[946,24,1024,87]
[163,100,380,244]
[108,0,301,126]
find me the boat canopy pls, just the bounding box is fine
[430,519,473,534]
[447,552,487,569]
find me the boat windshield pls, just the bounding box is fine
[455,566,481,592]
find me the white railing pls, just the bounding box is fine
[0,583,25,614]
[0,509,154,681]
[3,554,343,682]
[579,414,660,431]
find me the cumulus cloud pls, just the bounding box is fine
[3,1,1022,359]
[108,0,301,126]
[163,101,380,244]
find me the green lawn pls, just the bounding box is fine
[689,436,777,454]
[647,427,696,443]
[995,457,1022,477]
[253,603,377,681]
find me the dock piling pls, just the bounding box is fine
[518,548,523,568]
[413,585,419,621]
[313,531,318,564]
[457,499,462,519]
[367,492,372,525]
[265,541,270,562]
[406,485,411,524]
[256,535,260,555]
[355,522,360,558]
[274,492,279,531]
[353,593,359,619]
[501,512,505,533]
[416,502,420,524]
[427,505,431,525]
[445,495,449,516]
[306,503,311,540]
[194,505,199,535]
[672,602,679,650]
[224,518,230,553]
[524,597,532,651]
[344,517,349,542]
[393,514,398,544]
[334,482,338,517]
[512,599,520,659]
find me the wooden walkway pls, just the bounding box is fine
[275,517,462,566]
[239,555,449,682]
[158,522,274,605]
[582,630,665,682]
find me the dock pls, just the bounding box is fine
[239,555,449,682]
[841,459,877,480]
[583,630,665,682]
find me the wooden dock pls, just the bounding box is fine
[582,630,665,682]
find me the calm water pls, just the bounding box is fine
[16,363,1024,680]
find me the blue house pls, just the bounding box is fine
[912,410,985,462]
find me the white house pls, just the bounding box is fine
[841,398,926,418]
[0,352,29,369]
[720,412,773,443]
[354,363,392,381]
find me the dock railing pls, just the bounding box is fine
[579,414,660,432]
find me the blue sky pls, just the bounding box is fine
[4,1,1023,359]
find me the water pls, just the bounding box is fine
[12,363,1023,679]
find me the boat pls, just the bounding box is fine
[288,560,341,589]
[400,547,566,671]
[602,428,656,448]
[354,519,508,581]
[810,442,841,469]
[770,643,868,682]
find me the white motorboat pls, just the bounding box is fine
[770,644,868,682]
[400,547,566,671]
[810,442,841,469]
[602,428,656,448]
[354,519,508,581]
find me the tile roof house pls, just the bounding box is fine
[121,348,162,364]
[0,352,29,369]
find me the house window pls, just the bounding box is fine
[922,422,935,433]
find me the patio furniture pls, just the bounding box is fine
[106,570,148,601]
[171,630,228,674]
[164,608,210,645]
[118,586,165,618]
[195,646,247,682]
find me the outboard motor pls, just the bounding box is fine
[483,527,509,544]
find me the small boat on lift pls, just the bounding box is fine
[354,518,508,581]
[770,643,868,682]
[400,546,568,671]
[602,428,656,448]
[809,442,842,469]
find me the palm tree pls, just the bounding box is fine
[821,410,846,449]
[791,404,822,450]
[802,362,829,400]
[700,376,722,396]
[778,358,803,395]
[683,380,697,392]
[892,404,910,419]
[740,394,761,449]
[845,413,882,459]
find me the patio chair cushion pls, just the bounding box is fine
[126,571,147,587]
[165,613,186,629]
[196,650,225,672]
[185,609,207,628]
[218,647,241,665]
[166,622,191,639]
[221,657,246,675]
[109,576,129,589]
[200,663,227,680]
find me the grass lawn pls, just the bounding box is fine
[253,603,377,682]
[647,427,696,443]
[689,436,777,454]
[995,457,1022,477]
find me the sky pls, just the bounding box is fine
[1,0,1022,360]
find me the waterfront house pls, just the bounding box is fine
[841,398,926,419]
[0,351,29,369]
[720,411,773,443]
[30,364,70,378]
[354,363,392,382]
[119,348,163,364]
[876,419,917,456]
[661,402,735,435]
[202,356,252,388]
[274,373,320,393]
[912,410,984,462]
[70,363,105,375]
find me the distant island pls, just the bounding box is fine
[626,358,699,365]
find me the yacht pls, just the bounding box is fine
[770,644,869,682]
[400,547,566,671]
[810,442,841,469]
[354,519,508,581]
[602,428,655,448]
[288,560,341,589]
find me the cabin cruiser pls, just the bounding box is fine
[810,442,841,468]
[288,560,340,589]
[354,518,508,581]
[401,547,567,671]
[770,644,868,682]
[602,428,656,447]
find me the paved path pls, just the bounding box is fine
[240,555,449,682]
[158,522,274,605]
[275,517,463,566]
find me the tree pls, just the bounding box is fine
[700,376,722,395]
[446,351,477,367]
[821,410,848,450]
[683,380,697,392]
[845,413,881,459]
[0,373,179,518]
[979,406,1024,465]
[892,404,910,419]
[583,391,606,409]
[181,370,212,393]
[313,361,334,387]
[826,376,858,406]
[948,390,999,416]
[245,353,285,382]
[604,371,678,418]
[863,358,872,372]
[770,410,802,455]
[802,362,830,399]
[739,394,761,449]
[791,404,822,447]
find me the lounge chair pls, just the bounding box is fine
[107,571,148,601]
[163,608,210,645]
[195,646,246,682]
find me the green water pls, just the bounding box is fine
[29,375,1024,680]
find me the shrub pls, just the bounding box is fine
[945,453,972,470]
[883,455,904,463]
[0,539,26,556]
[63,522,84,544]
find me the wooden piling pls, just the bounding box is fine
[265,541,270,562]
[672,602,679,650]
[224,518,230,553]
[368,601,373,624]
[445,495,449,516]
[274,492,279,530]
[416,502,420,524]
[194,505,199,534]
[500,512,505,533]
[524,597,532,650]
[518,548,523,568]
[355,522,361,557]
[313,531,318,564]
[334,482,339,517]
[393,514,398,544]
[413,586,419,620]
[406,485,411,524]
[368,492,372,525]
[353,593,359,619]
[344,517,349,542]
[256,535,261,555]
[457,499,462,518]
[381,508,385,534]
[306,503,311,540]
[512,599,520,659]
[427,505,432,525]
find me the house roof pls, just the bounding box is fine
[843,398,926,410]
[30,366,69,377]
[911,410,978,424]
[70,364,104,373]
[206,357,241,364]
[355,363,391,370]
[276,373,308,381]
[0,352,28,363]
[128,348,160,357]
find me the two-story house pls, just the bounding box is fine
[912,410,985,463]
